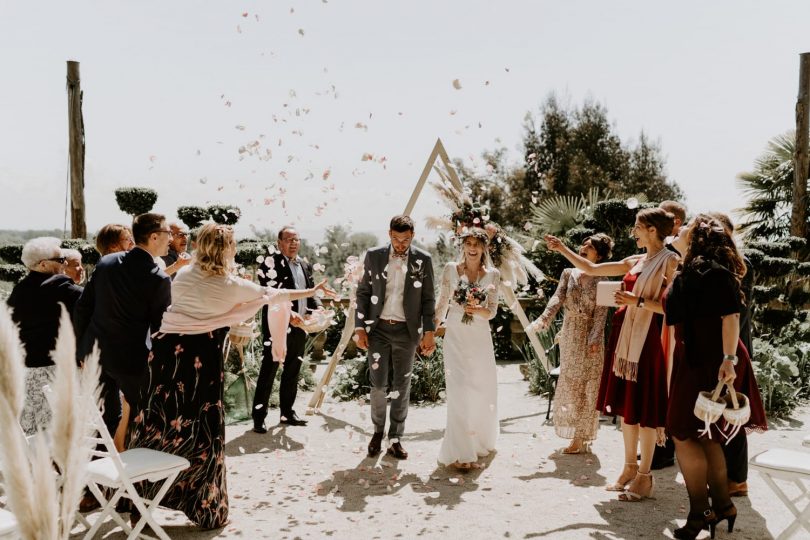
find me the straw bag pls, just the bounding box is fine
[228,320,256,346]
[298,309,335,334]
[693,380,728,439]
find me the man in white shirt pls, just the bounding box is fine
[252,226,321,431]
[355,215,436,459]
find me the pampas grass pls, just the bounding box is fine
[0,303,101,540]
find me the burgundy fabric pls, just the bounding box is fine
[595,272,669,429]
[666,315,768,441]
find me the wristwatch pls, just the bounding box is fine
[636,296,645,309]
[723,354,738,366]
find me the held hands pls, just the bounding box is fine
[289,312,305,328]
[419,332,436,356]
[354,328,369,350]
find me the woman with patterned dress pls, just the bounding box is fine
[434,228,501,470]
[664,215,767,539]
[528,234,613,454]
[128,223,334,529]
[545,208,679,503]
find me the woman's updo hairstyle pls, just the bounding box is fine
[195,223,236,276]
[636,208,675,241]
[585,233,614,262]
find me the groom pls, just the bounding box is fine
[354,215,436,459]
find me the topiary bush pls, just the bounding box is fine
[758,257,798,278]
[0,244,23,264]
[61,239,100,265]
[114,187,158,216]
[752,285,781,304]
[747,241,791,258]
[208,204,241,225]
[0,264,26,283]
[177,205,210,229]
[234,242,274,268]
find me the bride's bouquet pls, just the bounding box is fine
[453,277,488,325]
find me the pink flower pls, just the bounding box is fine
[194,357,202,370]
[174,344,184,354]
[170,416,183,430]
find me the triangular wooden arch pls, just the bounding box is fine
[403,138,463,215]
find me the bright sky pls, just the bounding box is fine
[1,1,808,244]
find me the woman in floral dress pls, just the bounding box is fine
[528,234,613,454]
[128,223,334,529]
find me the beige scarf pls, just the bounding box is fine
[612,248,678,381]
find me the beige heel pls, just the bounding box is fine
[606,462,638,492]
[618,471,655,502]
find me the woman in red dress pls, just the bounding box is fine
[664,215,767,539]
[545,208,679,503]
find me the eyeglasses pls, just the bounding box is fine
[173,232,189,238]
[43,257,66,264]
[154,229,173,236]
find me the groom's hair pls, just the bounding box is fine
[389,215,414,233]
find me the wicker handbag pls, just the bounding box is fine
[721,382,750,441]
[693,380,728,439]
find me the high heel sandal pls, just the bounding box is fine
[606,462,638,491]
[618,471,655,502]
[713,503,737,533]
[673,508,718,540]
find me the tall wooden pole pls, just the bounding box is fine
[67,60,87,239]
[792,53,810,245]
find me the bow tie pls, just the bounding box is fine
[392,252,407,260]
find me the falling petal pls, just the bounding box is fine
[452,79,462,90]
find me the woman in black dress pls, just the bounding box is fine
[664,214,766,539]
[128,223,334,529]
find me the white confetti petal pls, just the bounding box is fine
[371,295,379,305]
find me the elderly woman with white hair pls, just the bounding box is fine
[6,237,83,434]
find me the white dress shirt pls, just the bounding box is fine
[380,248,407,321]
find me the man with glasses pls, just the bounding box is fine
[74,213,172,448]
[8,237,83,434]
[252,225,321,431]
[161,221,192,277]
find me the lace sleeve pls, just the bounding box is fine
[483,268,501,320]
[434,263,455,325]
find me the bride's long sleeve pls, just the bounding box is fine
[434,263,455,325]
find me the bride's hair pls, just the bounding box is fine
[456,227,494,269]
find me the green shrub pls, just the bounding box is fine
[61,239,100,265]
[235,242,274,268]
[0,264,27,283]
[177,205,209,229]
[760,308,796,329]
[747,241,791,258]
[798,262,810,277]
[525,316,562,396]
[0,244,23,264]
[753,338,803,418]
[741,248,765,267]
[208,204,241,225]
[758,256,798,278]
[752,285,781,304]
[114,187,158,216]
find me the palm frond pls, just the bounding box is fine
[529,195,586,235]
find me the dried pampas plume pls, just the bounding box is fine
[0,302,25,419]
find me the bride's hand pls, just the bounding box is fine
[464,304,486,316]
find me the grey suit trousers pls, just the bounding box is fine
[367,321,418,439]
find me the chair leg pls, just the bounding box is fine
[84,483,132,540]
[758,473,810,539]
[125,471,182,540]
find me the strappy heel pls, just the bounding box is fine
[713,503,737,533]
[673,508,718,540]
[618,470,655,502]
[606,462,638,491]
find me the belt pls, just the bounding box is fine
[379,318,406,325]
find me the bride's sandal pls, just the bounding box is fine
[449,461,472,471]
[606,463,639,491]
[562,439,586,454]
[618,471,655,502]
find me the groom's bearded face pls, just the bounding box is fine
[389,230,414,256]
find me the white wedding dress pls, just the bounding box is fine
[435,262,500,465]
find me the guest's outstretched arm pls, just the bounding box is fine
[545,235,632,277]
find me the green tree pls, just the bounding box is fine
[317,225,378,279]
[114,187,158,216]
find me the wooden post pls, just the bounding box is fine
[67,60,87,239]
[792,53,810,244]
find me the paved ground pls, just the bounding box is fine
[81,363,809,539]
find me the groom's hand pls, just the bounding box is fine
[419,331,436,356]
[354,328,369,350]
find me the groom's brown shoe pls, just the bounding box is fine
[368,432,384,457]
[387,441,408,460]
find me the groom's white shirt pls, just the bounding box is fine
[380,247,407,322]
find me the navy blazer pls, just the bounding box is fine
[74,247,171,375]
[258,252,321,337]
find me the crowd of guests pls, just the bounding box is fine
[4,202,768,537]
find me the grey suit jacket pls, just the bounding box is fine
[354,245,436,343]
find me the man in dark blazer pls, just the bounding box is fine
[252,226,321,432]
[354,215,436,459]
[74,213,172,441]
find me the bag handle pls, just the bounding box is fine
[725,381,739,410]
[710,380,725,402]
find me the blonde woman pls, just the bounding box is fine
[434,227,501,470]
[127,223,334,529]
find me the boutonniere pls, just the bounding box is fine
[409,258,426,283]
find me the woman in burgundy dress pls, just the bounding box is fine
[664,215,766,539]
[545,208,679,503]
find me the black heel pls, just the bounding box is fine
[713,503,737,534]
[674,509,718,540]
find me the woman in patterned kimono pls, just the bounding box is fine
[528,234,613,454]
[128,223,334,529]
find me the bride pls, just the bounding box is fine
[435,227,501,470]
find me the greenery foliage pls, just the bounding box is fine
[177,205,210,229]
[0,264,26,283]
[114,187,158,216]
[207,204,242,225]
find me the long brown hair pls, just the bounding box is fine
[682,214,746,301]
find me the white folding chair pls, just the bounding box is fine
[750,448,810,539]
[82,404,190,540]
